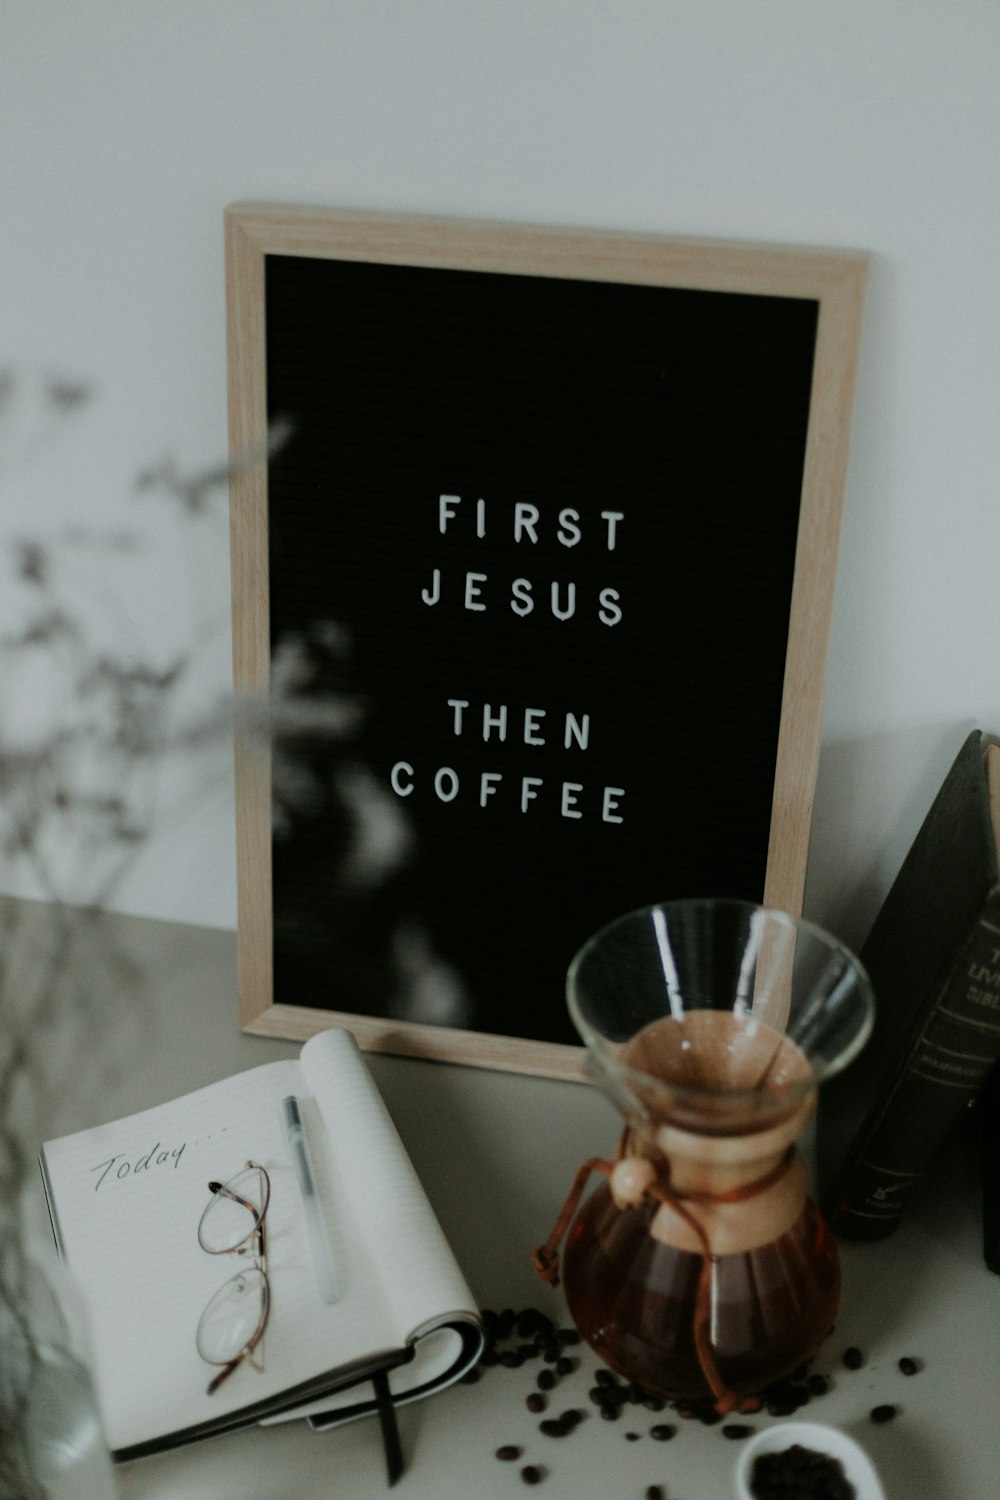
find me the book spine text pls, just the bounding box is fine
[830,908,1000,1238]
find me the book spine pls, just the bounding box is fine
[983,1061,1000,1274]
[829,904,1000,1239]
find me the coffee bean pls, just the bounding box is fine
[898,1356,920,1376]
[650,1423,677,1441]
[721,1423,754,1440]
[539,1419,567,1438]
[645,1487,666,1500]
[698,1407,723,1425]
[559,1409,584,1428]
[498,1351,524,1369]
[842,1346,865,1370]
[495,1445,521,1461]
[599,1403,621,1421]
[595,1368,616,1387]
[517,1308,553,1338]
[870,1403,898,1423]
[537,1369,555,1391]
[519,1464,543,1485]
[807,1373,829,1396]
[526,1393,546,1414]
[624,1431,640,1441]
[555,1355,576,1376]
[556,1328,581,1345]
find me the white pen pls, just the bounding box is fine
[280,1095,339,1304]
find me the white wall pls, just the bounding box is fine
[2,1,997,951]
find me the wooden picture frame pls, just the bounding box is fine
[225,202,867,1079]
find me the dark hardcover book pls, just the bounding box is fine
[818,729,1000,1239]
[984,1061,1000,1273]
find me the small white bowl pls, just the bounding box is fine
[733,1420,886,1500]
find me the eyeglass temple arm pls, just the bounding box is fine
[206,1359,241,1396]
[208,1179,264,1223]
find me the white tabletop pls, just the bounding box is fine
[26,909,1000,1500]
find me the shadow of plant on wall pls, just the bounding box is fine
[0,375,462,1494]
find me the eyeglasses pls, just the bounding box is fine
[196,1160,271,1395]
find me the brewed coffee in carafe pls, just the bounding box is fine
[534,902,873,1411]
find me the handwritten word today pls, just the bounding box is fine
[91,1142,186,1191]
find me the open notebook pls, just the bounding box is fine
[39,1029,483,1462]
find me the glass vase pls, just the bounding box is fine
[534,900,873,1413]
[1,1226,119,1499]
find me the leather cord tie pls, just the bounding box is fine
[532,1133,796,1415]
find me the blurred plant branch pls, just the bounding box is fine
[0,374,349,1495]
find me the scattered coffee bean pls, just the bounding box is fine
[870,1403,898,1424]
[600,1404,622,1421]
[645,1487,666,1500]
[499,1351,524,1369]
[649,1423,677,1441]
[537,1369,556,1391]
[842,1346,865,1370]
[495,1445,521,1461]
[519,1464,543,1485]
[526,1393,547,1414]
[517,1308,553,1338]
[559,1409,584,1428]
[698,1407,723,1425]
[807,1373,829,1396]
[555,1355,576,1376]
[538,1419,567,1438]
[556,1328,581,1345]
[624,1431,640,1441]
[898,1356,920,1376]
[721,1423,754,1440]
[595,1369,616,1387]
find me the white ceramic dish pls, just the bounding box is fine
[733,1420,887,1500]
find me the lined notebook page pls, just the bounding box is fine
[40,1036,440,1453]
[284,1030,479,1418]
[303,1030,476,1338]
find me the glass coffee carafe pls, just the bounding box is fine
[534,900,873,1413]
